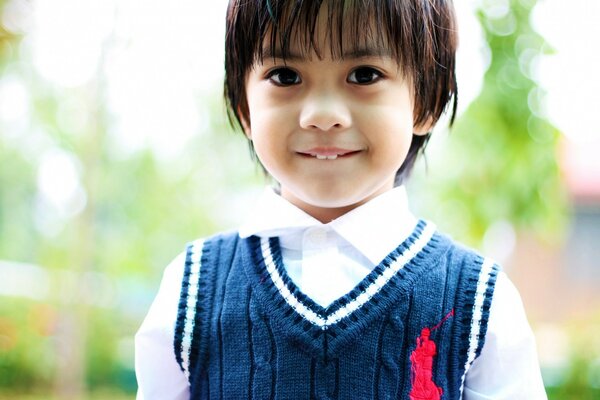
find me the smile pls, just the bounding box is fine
[315,154,339,160]
[299,148,360,160]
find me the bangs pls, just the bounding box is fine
[247,0,419,71]
[227,0,457,128]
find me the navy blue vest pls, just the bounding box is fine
[174,220,499,399]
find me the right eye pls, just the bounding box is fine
[266,68,301,86]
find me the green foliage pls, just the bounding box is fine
[84,309,136,392]
[0,391,134,400]
[545,313,600,399]
[413,0,567,247]
[0,0,19,64]
[0,299,55,388]
[0,147,38,259]
[0,1,257,393]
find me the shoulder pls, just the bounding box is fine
[429,229,502,280]
[436,231,502,313]
[186,230,240,252]
[154,230,240,302]
[463,271,546,397]
[180,230,241,271]
[177,230,240,264]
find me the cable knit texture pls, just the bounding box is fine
[173,220,499,400]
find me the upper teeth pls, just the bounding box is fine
[315,154,338,160]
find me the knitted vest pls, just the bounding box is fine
[174,220,499,400]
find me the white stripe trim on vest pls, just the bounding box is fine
[459,256,495,395]
[260,221,436,329]
[180,239,204,381]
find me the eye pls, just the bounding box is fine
[348,67,383,85]
[266,67,301,86]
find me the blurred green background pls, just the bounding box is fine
[1,0,599,399]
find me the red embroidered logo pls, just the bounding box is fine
[409,309,454,400]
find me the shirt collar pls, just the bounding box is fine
[238,187,323,238]
[238,186,419,265]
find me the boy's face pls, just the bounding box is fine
[243,14,427,222]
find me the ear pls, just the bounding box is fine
[413,117,434,136]
[241,119,252,139]
[238,106,252,139]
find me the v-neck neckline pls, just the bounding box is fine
[242,219,447,358]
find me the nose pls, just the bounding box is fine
[299,91,352,131]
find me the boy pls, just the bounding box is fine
[136,0,546,399]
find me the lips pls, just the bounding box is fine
[298,147,361,160]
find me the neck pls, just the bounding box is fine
[279,190,372,223]
[296,203,359,223]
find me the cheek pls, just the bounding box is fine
[249,118,286,164]
[248,92,290,123]
[365,112,414,143]
[366,119,414,165]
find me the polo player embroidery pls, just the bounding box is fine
[409,309,455,400]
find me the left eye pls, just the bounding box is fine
[347,67,383,84]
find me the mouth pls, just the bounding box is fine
[298,147,361,160]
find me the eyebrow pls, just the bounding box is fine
[261,46,392,61]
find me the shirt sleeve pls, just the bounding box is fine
[135,252,190,400]
[463,271,547,400]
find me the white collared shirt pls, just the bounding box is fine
[135,186,547,399]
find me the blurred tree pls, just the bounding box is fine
[413,0,567,246]
[0,1,256,398]
[0,0,19,63]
